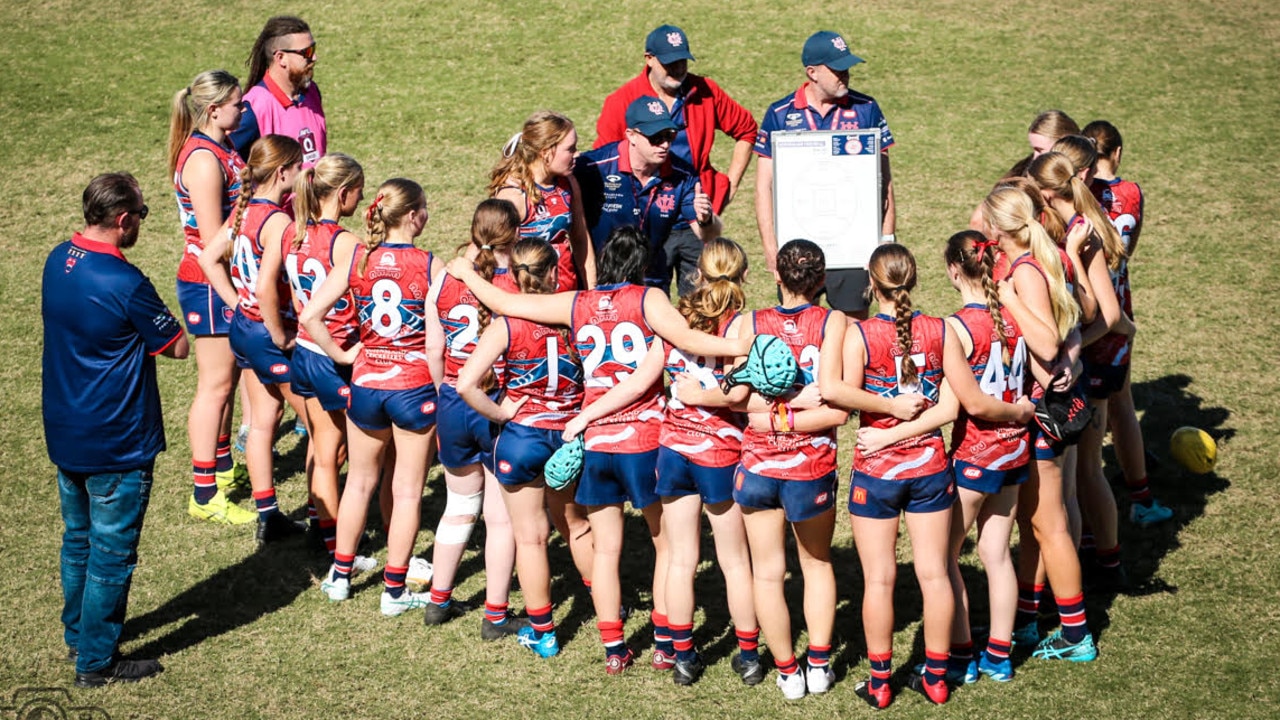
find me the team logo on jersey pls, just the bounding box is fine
[604,174,622,191]
[852,486,867,505]
[598,296,613,311]
[655,194,675,213]
[831,36,848,52]
[271,363,289,375]
[421,401,436,414]
[499,460,512,474]
[188,311,202,324]
[647,100,664,116]
[379,253,397,267]
[783,319,799,336]
[666,31,683,47]
[785,112,803,128]
[64,257,77,272]
[963,467,983,480]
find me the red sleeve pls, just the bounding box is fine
[593,71,650,149]
[704,77,758,141]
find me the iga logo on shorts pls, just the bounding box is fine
[271,363,289,375]
[187,311,202,324]
[338,386,351,398]
[963,467,983,480]
[814,491,829,505]
[421,401,436,414]
[499,460,512,474]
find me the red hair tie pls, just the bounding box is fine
[973,238,999,254]
[364,194,385,224]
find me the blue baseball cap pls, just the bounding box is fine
[802,31,864,71]
[645,25,695,64]
[625,96,678,135]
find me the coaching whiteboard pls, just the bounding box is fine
[772,130,881,270]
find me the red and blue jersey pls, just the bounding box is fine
[433,269,516,386]
[573,142,701,285]
[740,304,837,479]
[755,83,894,159]
[174,132,245,284]
[1087,177,1143,367]
[512,178,578,292]
[282,219,358,352]
[503,316,584,430]
[572,283,664,453]
[854,312,949,480]
[42,235,184,472]
[230,199,291,324]
[949,305,1031,472]
[349,243,435,390]
[660,314,745,468]
[231,76,326,167]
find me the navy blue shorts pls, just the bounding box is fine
[655,446,734,505]
[1031,419,1067,460]
[291,345,352,412]
[229,310,293,385]
[493,422,562,487]
[435,384,497,470]
[953,459,1029,495]
[347,383,438,432]
[576,448,659,509]
[1082,361,1128,399]
[849,468,956,519]
[732,467,837,523]
[177,280,234,336]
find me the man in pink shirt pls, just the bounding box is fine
[231,16,327,167]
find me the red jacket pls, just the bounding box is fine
[594,68,758,213]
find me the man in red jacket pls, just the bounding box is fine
[594,24,757,296]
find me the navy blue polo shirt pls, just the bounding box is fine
[42,234,183,472]
[574,141,700,285]
[755,82,894,159]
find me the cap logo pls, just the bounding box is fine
[666,31,683,47]
[832,36,848,52]
[648,100,664,115]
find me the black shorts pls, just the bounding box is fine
[823,268,870,313]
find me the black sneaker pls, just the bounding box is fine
[481,613,530,641]
[75,658,164,688]
[730,652,766,686]
[673,655,705,686]
[256,511,306,547]
[423,599,473,626]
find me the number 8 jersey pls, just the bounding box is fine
[349,242,435,390]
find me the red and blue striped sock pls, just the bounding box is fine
[485,601,509,626]
[384,564,407,598]
[985,637,1012,665]
[1057,593,1089,643]
[319,519,337,558]
[332,552,355,582]
[670,622,695,663]
[215,434,234,473]
[1126,475,1153,505]
[774,655,799,677]
[192,460,218,504]
[252,488,278,521]
[652,612,673,656]
[1015,581,1043,629]
[869,651,892,691]
[735,627,760,664]
[598,619,626,657]
[924,649,948,685]
[429,587,453,608]
[528,604,555,639]
[807,643,831,670]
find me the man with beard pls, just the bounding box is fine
[593,24,756,296]
[231,15,326,166]
[43,173,188,687]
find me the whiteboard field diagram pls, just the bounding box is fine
[772,130,881,269]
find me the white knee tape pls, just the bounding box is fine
[444,489,483,517]
[435,521,475,545]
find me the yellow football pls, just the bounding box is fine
[1170,426,1217,475]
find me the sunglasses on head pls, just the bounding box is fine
[279,43,316,61]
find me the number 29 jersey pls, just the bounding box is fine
[349,243,435,390]
[948,305,1031,471]
[572,282,664,453]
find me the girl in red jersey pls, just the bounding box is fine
[823,243,956,707]
[939,231,1037,684]
[258,153,369,562]
[1081,120,1172,527]
[169,69,253,525]
[199,134,309,545]
[421,200,523,636]
[734,239,852,701]
[982,185,1098,663]
[446,226,751,676]
[457,237,590,658]
[657,238,758,687]
[489,111,596,291]
[303,178,445,616]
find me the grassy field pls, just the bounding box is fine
[2,0,1278,717]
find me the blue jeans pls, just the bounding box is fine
[58,464,153,674]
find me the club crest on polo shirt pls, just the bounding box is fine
[667,32,683,47]
[785,112,803,128]
[604,174,622,191]
[832,36,848,52]
[648,101,664,116]
[655,194,675,213]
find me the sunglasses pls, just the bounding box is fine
[645,129,678,146]
[127,205,149,220]
[279,43,317,61]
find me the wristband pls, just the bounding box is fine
[880,233,896,244]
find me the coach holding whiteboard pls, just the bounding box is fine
[754,31,895,320]
[42,173,188,687]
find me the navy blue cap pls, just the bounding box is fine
[802,31,864,71]
[645,25,695,64]
[625,96,678,135]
